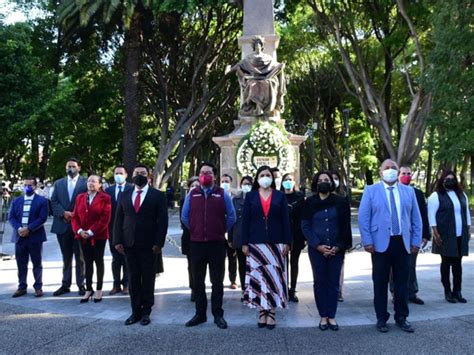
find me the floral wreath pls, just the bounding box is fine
[236,121,295,176]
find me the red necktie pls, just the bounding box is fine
[134,190,142,213]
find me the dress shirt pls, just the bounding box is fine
[132,184,149,208]
[383,181,402,235]
[428,191,471,236]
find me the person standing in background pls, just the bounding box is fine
[221,173,238,290]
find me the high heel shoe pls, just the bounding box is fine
[266,310,276,330]
[258,310,267,328]
[80,291,94,303]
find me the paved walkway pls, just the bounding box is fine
[0,211,473,353]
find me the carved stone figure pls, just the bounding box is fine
[232,36,286,118]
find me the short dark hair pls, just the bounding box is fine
[221,173,233,182]
[252,165,276,191]
[67,157,81,166]
[133,164,150,174]
[24,177,37,186]
[270,167,280,173]
[114,164,127,172]
[311,171,335,193]
[198,162,217,175]
[435,170,463,195]
[240,175,253,186]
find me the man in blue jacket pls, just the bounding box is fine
[8,177,49,298]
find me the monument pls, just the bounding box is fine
[213,0,306,185]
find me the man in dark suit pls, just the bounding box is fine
[398,166,431,304]
[113,164,168,326]
[8,177,49,298]
[50,158,87,296]
[105,165,133,295]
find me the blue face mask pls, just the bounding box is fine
[282,180,294,191]
[24,185,35,196]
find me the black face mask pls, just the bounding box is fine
[443,178,457,190]
[317,182,332,193]
[133,175,148,188]
[66,168,78,178]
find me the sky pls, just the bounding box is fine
[0,0,44,24]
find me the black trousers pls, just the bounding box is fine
[82,239,106,291]
[57,229,85,288]
[289,245,304,291]
[186,254,194,291]
[236,249,247,291]
[389,252,419,298]
[125,246,156,316]
[190,241,226,318]
[441,237,463,292]
[372,237,410,322]
[109,240,128,288]
[226,244,237,283]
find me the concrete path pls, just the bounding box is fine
[0,211,473,353]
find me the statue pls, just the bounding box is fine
[231,36,286,118]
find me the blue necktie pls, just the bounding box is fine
[388,186,400,235]
[117,185,122,201]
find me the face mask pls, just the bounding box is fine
[133,175,148,188]
[24,186,35,196]
[67,167,78,178]
[258,177,272,189]
[399,175,412,185]
[318,182,331,194]
[221,182,231,191]
[282,180,294,190]
[443,178,457,190]
[114,174,126,184]
[199,174,213,187]
[275,177,282,189]
[333,179,340,188]
[382,168,398,183]
[241,185,252,193]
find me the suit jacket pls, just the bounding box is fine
[358,181,422,253]
[50,176,87,234]
[71,191,112,240]
[414,187,431,241]
[241,189,292,245]
[113,187,169,248]
[105,183,134,235]
[8,194,48,244]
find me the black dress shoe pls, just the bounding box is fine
[140,315,151,326]
[409,296,425,305]
[214,316,228,329]
[453,291,467,303]
[185,315,207,327]
[78,286,86,296]
[319,323,329,331]
[289,290,299,303]
[53,286,70,296]
[376,320,389,333]
[124,314,141,326]
[445,291,458,303]
[12,289,27,298]
[328,322,339,331]
[396,319,414,333]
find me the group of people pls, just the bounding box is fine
[7,157,471,332]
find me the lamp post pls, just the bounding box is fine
[342,108,351,203]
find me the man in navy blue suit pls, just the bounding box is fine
[8,177,49,298]
[105,165,133,295]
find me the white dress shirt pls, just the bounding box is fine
[132,184,149,207]
[428,191,471,237]
[382,181,402,235]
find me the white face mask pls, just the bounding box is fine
[258,177,272,189]
[382,168,398,183]
[114,174,126,184]
[275,177,282,189]
[241,185,251,193]
[333,179,340,188]
[221,182,231,191]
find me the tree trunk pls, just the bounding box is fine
[122,10,142,174]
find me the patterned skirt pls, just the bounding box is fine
[244,243,288,310]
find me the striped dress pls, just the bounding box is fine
[244,243,288,310]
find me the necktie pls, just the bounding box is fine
[68,179,74,201]
[134,190,142,213]
[388,186,400,235]
[117,185,123,201]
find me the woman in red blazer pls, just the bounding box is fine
[72,175,112,303]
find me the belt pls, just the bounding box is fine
[391,234,402,238]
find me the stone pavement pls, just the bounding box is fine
[0,210,473,354]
